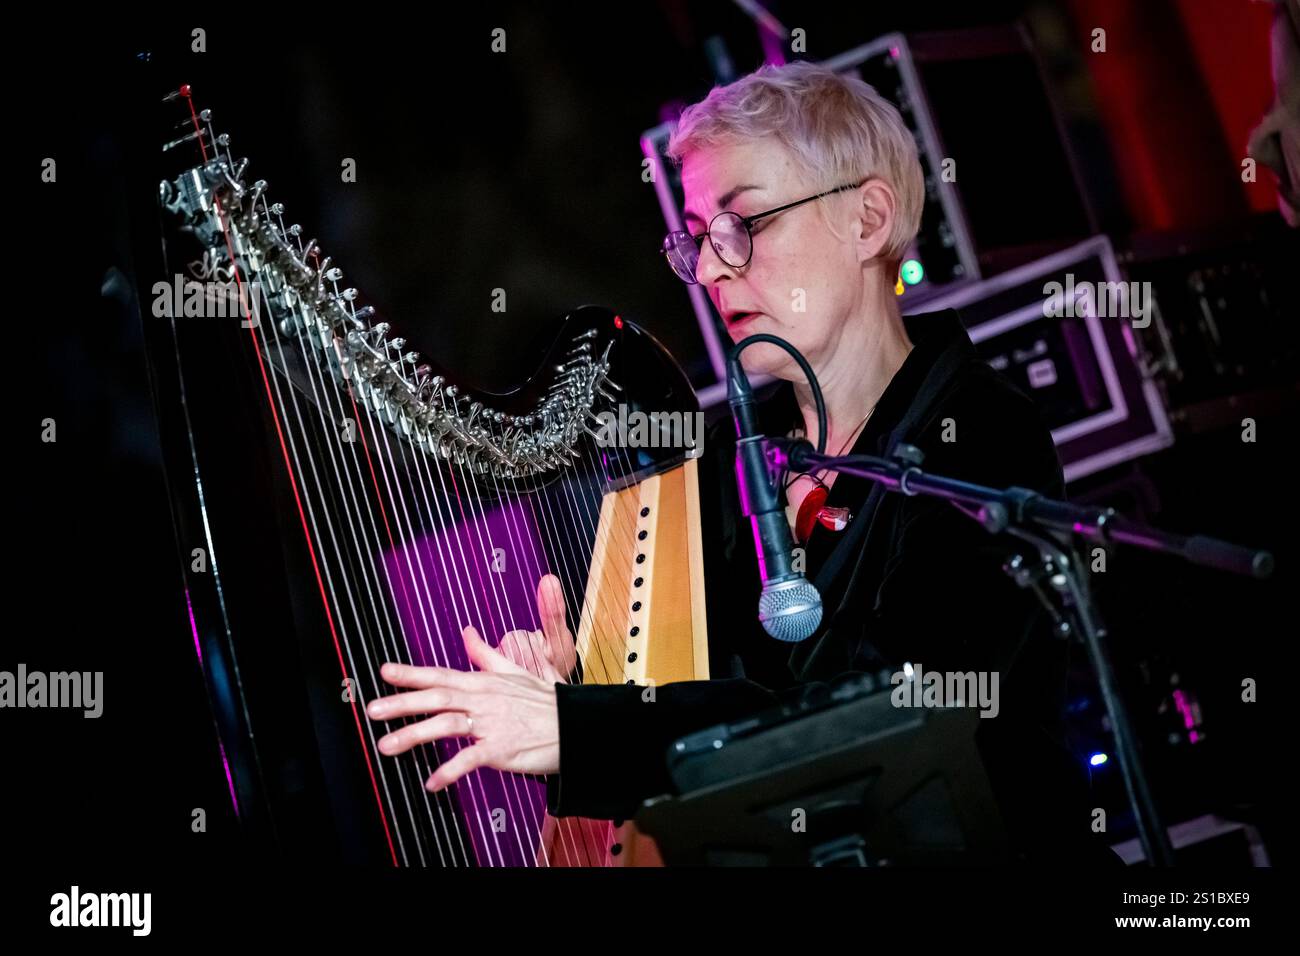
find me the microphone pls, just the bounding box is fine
[727,337,823,642]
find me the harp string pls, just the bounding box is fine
[508,443,640,864]
[192,100,416,865]
[546,442,645,861]
[427,412,550,863]
[274,318,433,867]
[179,98,400,860]
[513,414,664,865]
[339,306,529,865]
[273,258,469,865]
[363,414,500,864]
[459,391,647,866]
[250,218,455,866]
[259,193,481,866]
[486,465,594,864]
[223,240,407,864]
[250,223,452,866]
[192,162,417,867]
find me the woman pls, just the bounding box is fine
[366,61,1105,862]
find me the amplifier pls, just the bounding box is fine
[917,235,1174,483]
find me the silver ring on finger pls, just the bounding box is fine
[465,714,476,739]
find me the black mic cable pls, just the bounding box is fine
[727,334,826,642]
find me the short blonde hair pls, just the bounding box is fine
[666,60,924,264]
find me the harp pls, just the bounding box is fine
[128,85,708,866]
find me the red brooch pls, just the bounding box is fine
[794,486,852,544]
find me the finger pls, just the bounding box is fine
[537,574,572,644]
[366,687,468,721]
[498,630,541,670]
[426,743,489,792]
[522,628,553,664]
[378,661,480,691]
[462,625,527,676]
[377,712,472,756]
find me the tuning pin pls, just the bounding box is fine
[371,322,391,337]
[352,305,376,323]
[232,157,249,181]
[269,202,285,216]
[249,180,268,202]
[388,337,406,351]
[216,133,230,148]
[324,267,343,282]
[340,288,358,302]
[403,352,419,365]
[287,223,303,237]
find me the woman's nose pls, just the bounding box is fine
[694,236,736,286]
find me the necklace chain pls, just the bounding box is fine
[782,401,878,493]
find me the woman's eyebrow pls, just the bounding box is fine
[684,183,764,224]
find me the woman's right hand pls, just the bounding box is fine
[494,574,579,683]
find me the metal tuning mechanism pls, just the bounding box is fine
[158,89,615,478]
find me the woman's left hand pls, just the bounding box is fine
[366,624,562,792]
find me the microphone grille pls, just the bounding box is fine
[759,580,823,642]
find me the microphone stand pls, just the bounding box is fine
[765,437,1275,869]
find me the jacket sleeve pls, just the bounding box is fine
[544,676,781,820]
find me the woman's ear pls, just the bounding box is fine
[852,179,898,264]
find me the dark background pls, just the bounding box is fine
[10,0,1296,890]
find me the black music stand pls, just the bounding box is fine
[635,674,1014,866]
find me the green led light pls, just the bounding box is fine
[901,259,924,285]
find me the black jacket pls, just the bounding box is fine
[545,309,1111,863]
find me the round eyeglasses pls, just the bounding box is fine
[661,181,865,284]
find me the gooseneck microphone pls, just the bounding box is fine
[727,335,824,642]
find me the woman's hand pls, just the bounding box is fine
[365,575,576,791]
[495,574,578,682]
